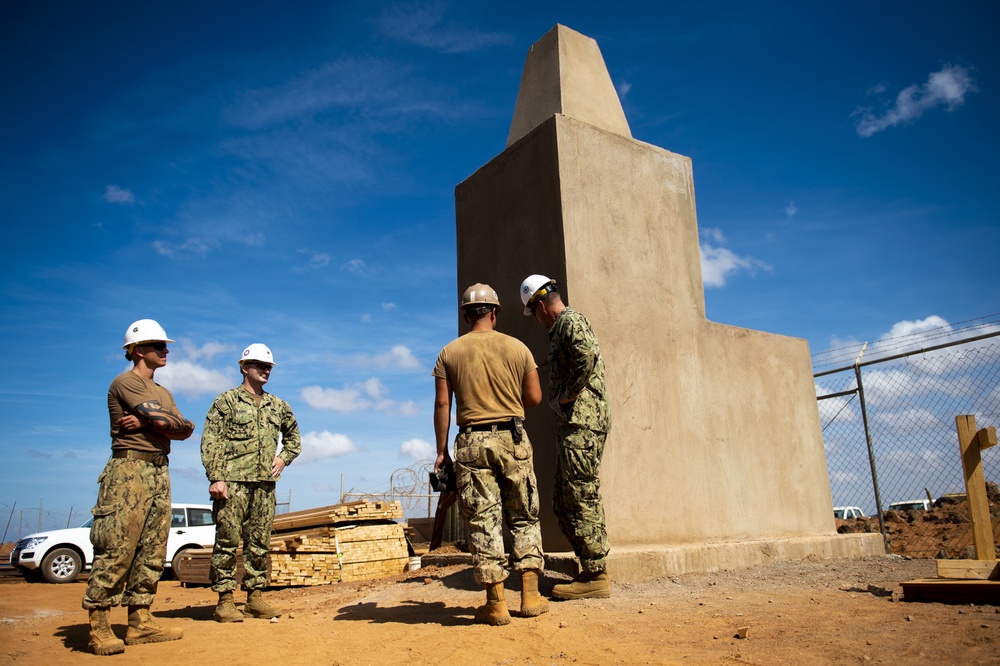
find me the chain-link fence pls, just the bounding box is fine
[817,333,1000,557]
[340,460,464,546]
[1,503,93,546]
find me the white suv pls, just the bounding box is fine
[9,503,215,583]
[833,506,866,519]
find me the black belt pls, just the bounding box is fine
[460,418,523,443]
[462,421,514,434]
[112,450,168,467]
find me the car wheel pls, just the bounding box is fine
[170,547,193,579]
[40,548,82,583]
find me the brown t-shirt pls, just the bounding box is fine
[433,329,537,426]
[107,370,182,455]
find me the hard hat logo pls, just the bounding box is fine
[519,274,557,316]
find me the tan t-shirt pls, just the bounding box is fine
[107,370,182,455]
[433,329,537,426]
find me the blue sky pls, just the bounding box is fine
[2,2,998,520]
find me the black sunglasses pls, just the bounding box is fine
[139,342,167,351]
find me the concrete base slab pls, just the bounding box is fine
[544,533,886,583]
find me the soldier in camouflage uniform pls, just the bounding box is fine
[200,343,301,622]
[521,275,612,599]
[433,283,549,625]
[82,319,195,656]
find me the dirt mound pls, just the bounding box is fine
[836,482,1000,559]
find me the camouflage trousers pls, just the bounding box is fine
[554,423,610,573]
[454,427,544,585]
[82,458,171,609]
[210,480,276,592]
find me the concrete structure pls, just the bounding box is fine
[454,25,883,582]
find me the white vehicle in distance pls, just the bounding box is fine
[9,503,215,583]
[833,506,866,519]
[888,499,931,513]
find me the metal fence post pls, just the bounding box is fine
[854,362,888,549]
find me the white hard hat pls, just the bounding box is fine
[240,343,276,366]
[122,319,175,349]
[519,274,557,316]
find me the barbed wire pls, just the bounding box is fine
[812,311,1000,372]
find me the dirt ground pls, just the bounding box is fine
[1,555,998,666]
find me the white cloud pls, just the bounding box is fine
[381,303,397,311]
[104,185,135,204]
[302,384,373,413]
[294,249,331,272]
[297,430,358,464]
[617,80,632,99]
[702,226,725,243]
[301,377,419,416]
[399,437,435,461]
[342,258,366,273]
[854,64,977,137]
[354,345,422,371]
[879,315,951,343]
[376,2,511,53]
[397,400,420,417]
[785,201,798,217]
[156,359,232,397]
[177,340,236,364]
[152,238,217,257]
[699,237,771,288]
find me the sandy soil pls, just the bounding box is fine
[1,555,998,665]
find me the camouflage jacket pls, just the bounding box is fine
[548,308,611,432]
[201,386,301,482]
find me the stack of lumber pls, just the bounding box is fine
[173,500,409,587]
[173,547,268,586]
[269,500,409,586]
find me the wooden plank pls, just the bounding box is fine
[956,415,995,559]
[936,559,1000,580]
[271,502,404,532]
[173,548,270,587]
[977,425,998,450]
[902,578,1000,605]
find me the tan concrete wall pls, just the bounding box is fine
[507,24,631,147]
[456,115,839,554]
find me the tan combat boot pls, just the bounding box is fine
[519,569,550,617]
[551,570,611,600]
[88,607,125,656]
[244,589,281,619]
[124,606,183,645]
[474,582,511,626]
[213,591,244,623]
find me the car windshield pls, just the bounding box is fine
[82,517,94,528]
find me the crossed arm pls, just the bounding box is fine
[119,400,195,440]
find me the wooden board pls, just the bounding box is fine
[271,501,404,532]
[902,578,1000,605]
[173,548,271,587]
[936,559,1000,580]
